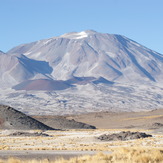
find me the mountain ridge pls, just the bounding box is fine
[7,30,163,86]
[0,30,162,114]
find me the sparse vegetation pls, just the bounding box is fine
[0,129,162,162]
[0,129,162,151]
[0,148,163,163]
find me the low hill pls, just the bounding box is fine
[0,105,54,130]
[33,115,96,129]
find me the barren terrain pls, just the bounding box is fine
[0,109,163,162]
[0,129,163,160]
[35,109,163,133]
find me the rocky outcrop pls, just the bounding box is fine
[151,123,163,129]
[8,131,51,137]
[97,131,152,141]
[34,116,96,129]
[0,105,55,130]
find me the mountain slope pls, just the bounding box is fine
[0,53,53,88]
[13,79,72,91]
[0,30,162,114]
[8,30,163,84]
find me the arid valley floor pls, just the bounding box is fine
[0,109,163,162]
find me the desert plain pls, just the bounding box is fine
[0,108,163,162]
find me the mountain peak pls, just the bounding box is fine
[84,30,97,34]
[6,30,163,85]
[60,30,97,39]
[1,30,163,114]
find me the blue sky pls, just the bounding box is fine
[1,0,163,54]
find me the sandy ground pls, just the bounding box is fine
[0,129,163,160]
[66,109,163,131]
[33,109,163,132]
[0,109,163,160]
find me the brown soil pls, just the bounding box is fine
[65,109,163,131]
[33,109,163,132]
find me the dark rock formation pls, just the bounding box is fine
[0,105,55,130]
[34,116,96,129]
[8,131,51,137]
[151,123,163,129]
[97,131,152,141]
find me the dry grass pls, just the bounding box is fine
[0,147,163,163]
[0,129,163,151]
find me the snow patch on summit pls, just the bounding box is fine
[75,31,88,39]
[61,31,88,39]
